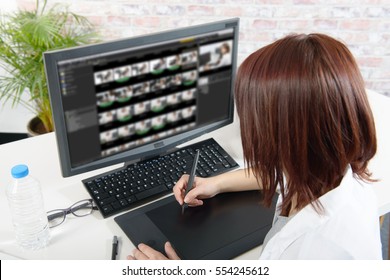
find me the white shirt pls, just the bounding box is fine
[260,168,382,259]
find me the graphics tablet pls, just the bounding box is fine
[114,190,277,260]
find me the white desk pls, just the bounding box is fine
[0,90,389,260]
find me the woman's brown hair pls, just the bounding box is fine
[235,33,377,215]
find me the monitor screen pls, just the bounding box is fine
[44,19,239,177]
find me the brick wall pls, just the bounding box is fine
[16,0,390,96]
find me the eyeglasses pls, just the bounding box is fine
[47,199,98,228]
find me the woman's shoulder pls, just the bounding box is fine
[280,234,354,259]
[292,225,382,259]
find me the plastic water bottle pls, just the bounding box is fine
[6,164,50,250]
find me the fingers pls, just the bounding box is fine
[173,175,209,207]
[130,244,149,260]
[128,243,168,260]
[127,242,181,260]
[183,186,204,207]
[173,174,189,205]
[165,242,180,260]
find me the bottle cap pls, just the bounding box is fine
[11,165,29,179]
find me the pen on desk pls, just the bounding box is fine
[182,149,200,215]
[111,235,118,260]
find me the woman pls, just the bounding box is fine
[128,33,382,260]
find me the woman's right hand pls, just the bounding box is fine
[173,175,220,207]
[173,169,260,207]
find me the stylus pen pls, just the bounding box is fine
[182,149,200,214]
[111,235,118,260]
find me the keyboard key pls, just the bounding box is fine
[126,195,137,204]
[112,201,122,210]
[99,196,116,206]
[102,205,113,214]
[135,184,168,200]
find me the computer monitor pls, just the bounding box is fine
[44,18,239,177]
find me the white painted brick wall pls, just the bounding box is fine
[15,0,390,96]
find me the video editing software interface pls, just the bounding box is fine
[57,29,234,168]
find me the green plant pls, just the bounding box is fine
[0,0,99,132]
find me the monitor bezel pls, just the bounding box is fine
[44,18,239,177]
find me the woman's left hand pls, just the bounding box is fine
[127,242,180,260]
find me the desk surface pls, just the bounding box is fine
[0,90,389,260]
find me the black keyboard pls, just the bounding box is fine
[83,138,239,218]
